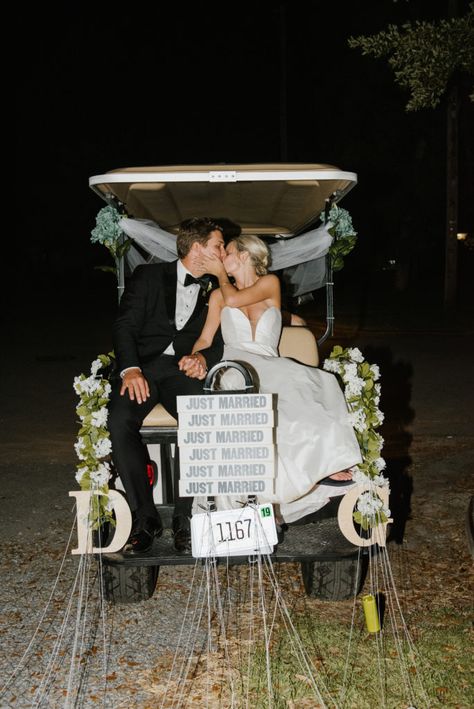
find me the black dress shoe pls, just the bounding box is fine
[172,515,192,553]
[124,516,163,553]
[276,522,288,545]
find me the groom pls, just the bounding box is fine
[108,217,225,553]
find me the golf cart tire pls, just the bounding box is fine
[102,564,159,604]
[301,556,367,601]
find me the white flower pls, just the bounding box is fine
[352,468,371,485]
[323,358,341,374]
[374,457,386,472]
[348,347,364,363]
[91,407,108,428]
[357,491,383,516]
[90,359,103,376]
[93,437,112,459]
[103,382,112,397]
[348,408,367,432]
[370,363,381,380]
[75,466,88,484]
[74,439,87,461]
[90,462,111,487]
[343,362,358,380]
[372,473,389,487]
[353,468,389,488]
[73,376,84,395]
[78,376,102,396]
[375,410,385,425]
[344,374,365,398]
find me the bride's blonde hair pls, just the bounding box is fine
[232,235,271,276]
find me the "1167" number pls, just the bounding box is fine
[215,518,252,542]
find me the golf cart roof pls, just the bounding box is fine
[89,163,357,237]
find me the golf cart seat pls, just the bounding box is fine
[140,324,319,431]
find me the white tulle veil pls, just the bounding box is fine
[119,217,331,296]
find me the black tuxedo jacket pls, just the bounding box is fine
[112,261,223,374]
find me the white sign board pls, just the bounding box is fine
[177,394,273,413]
[179,443,274,463]
[180,477,275,497]
[178,428,274,446]
[177,393,276,498]
[180,459,274,480]
[178,410,274,429]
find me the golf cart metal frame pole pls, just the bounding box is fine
[317,255,334,347]
[316,197,335,347]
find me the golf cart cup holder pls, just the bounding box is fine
[203,360,256,394]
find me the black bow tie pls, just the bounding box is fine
[184,273,211,289]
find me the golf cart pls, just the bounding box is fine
[87,164,375,604]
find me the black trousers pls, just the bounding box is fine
[108,355,204,523]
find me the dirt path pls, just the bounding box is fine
[1,302,473,707]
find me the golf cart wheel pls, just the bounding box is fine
[301,556,367,601]
[101,564,159,604]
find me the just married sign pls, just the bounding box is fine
[176,393,276,498]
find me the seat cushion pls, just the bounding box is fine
[142,404,177,427]
[278,326,319,366]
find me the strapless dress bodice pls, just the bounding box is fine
[220,306,281,356]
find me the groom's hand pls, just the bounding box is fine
[120,368,150,403]
[179,353,208,380]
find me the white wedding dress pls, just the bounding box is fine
[191,306,362,524]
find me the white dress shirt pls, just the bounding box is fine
[162,260,201,354]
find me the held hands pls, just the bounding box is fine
[120,368,150,404]
[178,352,208,380]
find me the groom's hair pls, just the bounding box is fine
[177,217,223,258]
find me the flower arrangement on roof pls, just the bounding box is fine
[90,205,131,269]
[324,204,358,271]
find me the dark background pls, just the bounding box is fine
[15,0,474,323]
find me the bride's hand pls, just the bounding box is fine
[178,353,208,380]
[196,253,226,277]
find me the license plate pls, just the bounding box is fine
[191,504,278,558]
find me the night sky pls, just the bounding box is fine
[16,0,473,312]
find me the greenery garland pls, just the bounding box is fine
[74,345,389,532]
[323,346,390,530]
[73,352,115,529]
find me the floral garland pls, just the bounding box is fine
[324,204,358,271]
[323,346,391,530]
[75,345,389,531]
[73,352,115,528]
[90,205,131,269]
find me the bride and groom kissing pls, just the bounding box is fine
[108,217,361,554]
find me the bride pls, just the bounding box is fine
[179,235,362,524]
